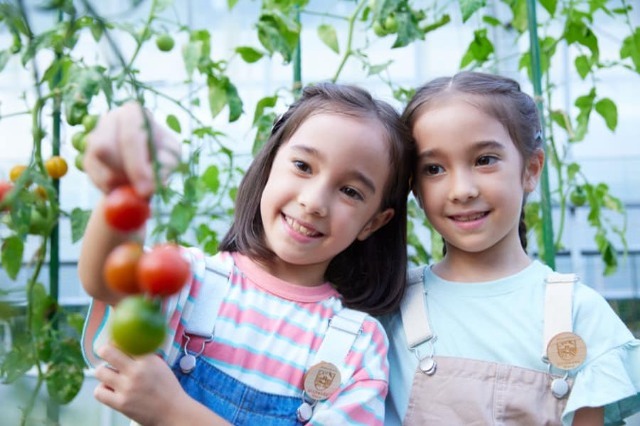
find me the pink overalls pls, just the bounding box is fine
[400,269,584,425]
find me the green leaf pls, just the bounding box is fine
[228,0,239,9]
[0,51,10,73]
[225,80,243,122]
[256,10,300,64]
[1,236,23,280]
[201,165,220,193]
[572,88,596,142]
[459,0,486,22]
[539,0,558,16]
[460,29,494,68]
[182,40,202,79]
[169,202,195,235]
[510,0,528,33]
[594,98,617,131]
[392,10,424,49]
[1,346,35,383]
[567,162,581,181]
[235,46,264,63]
[207,76,227,119]
[317,24,339,54]
[574,55,591,79]
[166,114,182,133]
[70,207,91,243]
[253,95,278,126]
[367,60,392,76]
[620,28,640,73]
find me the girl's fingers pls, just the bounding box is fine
[96,344,133,373]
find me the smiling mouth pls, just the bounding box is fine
[450,212,488,222]
[284,215,323,237]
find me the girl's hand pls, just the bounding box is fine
[93,343,187,425]
[84,102,181,198]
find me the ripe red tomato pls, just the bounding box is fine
[104,185,150,232]
[110,296,166,355]
[0,181,13,205]
[137,244,191,296]
[104,242,144,294]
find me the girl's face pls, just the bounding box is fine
[412,97,542,262]
[260,112,394,285]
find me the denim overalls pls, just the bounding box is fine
[399,268,583,425]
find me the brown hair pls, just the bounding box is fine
[220,82,416,315]
[403,71,543,251]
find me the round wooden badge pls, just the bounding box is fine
[546,332,586,370]
[303,362,341,401]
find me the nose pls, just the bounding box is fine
[298,181,329,217]
[449,169,479,202]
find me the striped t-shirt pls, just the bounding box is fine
[82,249,389,425]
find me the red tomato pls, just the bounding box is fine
[104,185,150,232]
[0,181,13,205]
[104,241,144,294]
[137,244,191,296]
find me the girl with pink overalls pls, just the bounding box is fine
[382,71,640,425]
[79,83,416,425]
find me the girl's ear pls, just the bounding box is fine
[524,148,545,193]
[357,208,395,241]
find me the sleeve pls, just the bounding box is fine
[81,246,206,368]
[561,283,640,426]
[309,316,389,426]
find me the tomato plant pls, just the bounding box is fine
[104,185,151,232]
[110,296,166,356]
[138,244,191,296]
[104,241,144,294]
[44,156,69,179]
[570,187,588,207]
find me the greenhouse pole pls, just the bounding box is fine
[292,6,302,99]
[526,0,556,268]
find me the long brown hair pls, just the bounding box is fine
[220,82,416,315]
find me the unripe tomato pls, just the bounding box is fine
[34,185,48,200]
[0,181,13,205]
[104,185,150,232]
[75,153,84,171]
[71,131,87,152]
[9,164,27,182]
[570,187,587,207]
[384,15,399,33]
[138,244,191,296]
[110,296,165,356]
[155,34,175,52]
[28,209,50,235]
[372,20,388,37]
[82,114,99,132]
[104,242,144,294]
[45,156,68,179]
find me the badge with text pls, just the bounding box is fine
[303,362,341,401]
[546,332,586,370]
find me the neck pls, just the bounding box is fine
[254,258,328,287]
[434,244,532,283]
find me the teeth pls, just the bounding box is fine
[455,213,485,222]
[286,216,320,236]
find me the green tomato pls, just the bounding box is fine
[75,153,85,171]
[372,21,388,37]
[28,209,50,235]
[71,131,87,152]
[82,114,99,132]
[155,34,175,52]
[570,187,587,207]
[110,296,166,356]
[384,15,399,33]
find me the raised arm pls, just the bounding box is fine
[77,102,180,305]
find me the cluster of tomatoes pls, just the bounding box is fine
[103,185,190,355]
[0,156,69,234]
[70,114,99,172]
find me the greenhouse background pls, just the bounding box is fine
[0,0,639,424]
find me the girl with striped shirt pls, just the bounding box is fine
[79,83,415,425]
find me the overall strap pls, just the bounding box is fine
[311,308,367,384]
[183,255,234,337]
[542,272,578,356]
[400,266,433,349]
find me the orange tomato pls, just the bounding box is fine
[9,164,27,182]
[104,241,144,294]
[45,156,68,179]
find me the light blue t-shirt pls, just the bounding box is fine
[381,260,640,426]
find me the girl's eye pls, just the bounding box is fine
[341,186,364,201]
[293,160,311,173]
[476,155,498,166]
[422,164,444,176]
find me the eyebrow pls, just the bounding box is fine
[418,140,506,160]
[289,144,378,194]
